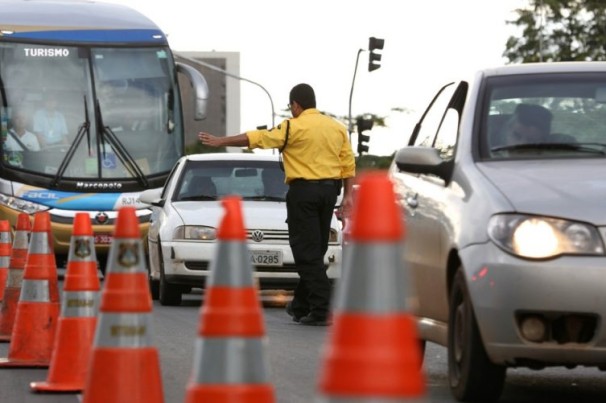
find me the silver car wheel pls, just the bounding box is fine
[448,268,506,402]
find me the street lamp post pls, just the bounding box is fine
[176,53,276,129]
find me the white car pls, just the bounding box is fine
[139,153,343,306]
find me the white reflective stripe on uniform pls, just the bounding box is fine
[28,232,51,254]
[94,312,153,348]
[207,241,254,287]
[6,269,23,288]
[191,337,270,384]
[68,236,97,262]
[336,243,409,314]
[0,256,10,267]
[105,239,147,273]
[19,279,50,302]
[61,291,98,318]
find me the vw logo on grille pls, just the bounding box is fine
[251,230,264,242]
[95,212,109,225]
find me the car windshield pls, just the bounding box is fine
[174,159,287,202]
[481,73,606,160]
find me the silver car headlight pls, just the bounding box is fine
[488,214,604,259]
[173,225,217,240]
[0,194,50,214]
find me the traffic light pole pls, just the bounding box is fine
[347,48,363,143]
[347,37,384,150]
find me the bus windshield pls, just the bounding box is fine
[0,43,183,186]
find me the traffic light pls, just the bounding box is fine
[368,37,384,72]
[356,116,373,155]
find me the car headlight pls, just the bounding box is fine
[173,225,216,240]
[488,214,604,259]
[0,194,50,214]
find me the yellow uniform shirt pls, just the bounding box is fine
[246,109,356,183]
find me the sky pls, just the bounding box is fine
[105,0,529,156]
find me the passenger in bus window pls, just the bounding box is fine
[5,109,40,152]
[33,92,69,147]
[110,105,153,132]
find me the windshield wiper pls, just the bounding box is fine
[491,142,606,155]
[51,95,90,187]
[95,99,148,188]
[179,195,217,201]
[242,195,286,202]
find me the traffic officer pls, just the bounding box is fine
[198,83,356,326]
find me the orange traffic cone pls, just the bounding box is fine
[82,206,163,403]
[0,211,60,367]
[0,213,31,342]
[317,171,426,401]
[185,196,275,403]
[31,212,101,392]
[0,220,12,302]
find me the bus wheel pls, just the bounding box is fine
[97,256,108,276]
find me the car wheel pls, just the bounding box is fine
[149,276,160,300]
[158,244,182,306]
[145,247,159,300]
[448,269,506,402]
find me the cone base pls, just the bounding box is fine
[0,357,49,368]
[30,381,82,393]
[186,384,275,403]
[83,348,163,403]
[0,335,10,342]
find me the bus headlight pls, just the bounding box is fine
[0,194,50,214]
[488,214,604,259]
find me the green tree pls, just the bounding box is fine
[504,0,606,63]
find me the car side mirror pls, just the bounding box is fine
[139,188,164,207]
[394,146,452,182]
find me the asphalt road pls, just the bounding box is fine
[1,290,606,402]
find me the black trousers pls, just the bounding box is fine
[286,180,338,319]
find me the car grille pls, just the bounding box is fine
[246,229,289,242]
[50,212,151,225]
[244,229,339,244]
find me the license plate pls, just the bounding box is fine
[249,250,282,266]
[94,234,113,245]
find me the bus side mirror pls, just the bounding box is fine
[176,62,209,120]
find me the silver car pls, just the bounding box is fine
[140,153,342,306]
[389,62,606,402]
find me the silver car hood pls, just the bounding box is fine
[172,201,288,230]
[477,159,606,224]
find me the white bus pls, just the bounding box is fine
[0,0,209,269]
